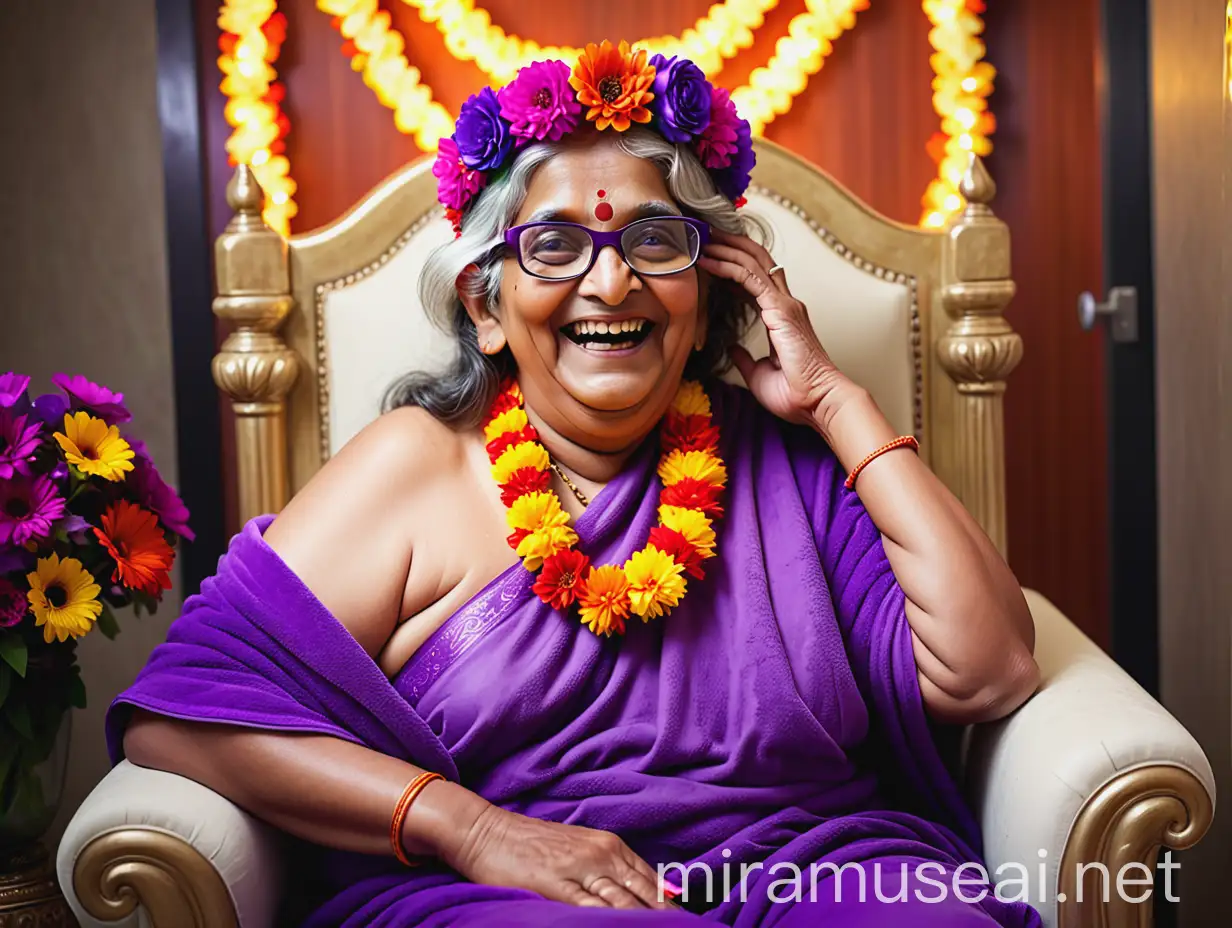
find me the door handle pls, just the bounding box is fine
[1078,286,1138,343]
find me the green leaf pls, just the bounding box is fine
[96,603,120,640]
[0,632,27,678]
[0,737,19,811]
[0,663,9,711]
[69,672,87,709]
[4,701,32,741]
[130,590,159,617]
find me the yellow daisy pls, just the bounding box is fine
[26,553,102,643]
[492,441,550,484]
[670,381,711,417]
[659,505,717,557]
[658,449,727,488]
[577,565,632,636]
[624,547,686,619]
[484,407,529,442]
[517,524,579,572]
[54,411,135,482]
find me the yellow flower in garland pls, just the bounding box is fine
[624,547,686,619]
[484,406,528,442]
[517,525,577,573]
[577,565,632,636]
[507,490,570,533]
[26,553,102,643]
[658,449,727,488]
[670,381,711,417]
[54,411,135,482]
[492,441,549,484]
[659,505,717,558]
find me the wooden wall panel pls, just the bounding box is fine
[196,0,1110,643]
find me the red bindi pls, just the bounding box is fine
[594,201,614,222]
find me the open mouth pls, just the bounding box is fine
[560,318,656,352]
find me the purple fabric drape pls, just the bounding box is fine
[107,383,1040,927]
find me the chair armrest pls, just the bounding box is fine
[964,588,1215,928]
[56,759,282,928]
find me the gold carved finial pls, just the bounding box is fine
[959,154,996,209]
[212,167,299,522]
[224,165,267,234]
[935,157,1020,556]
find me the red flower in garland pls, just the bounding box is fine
[647,527,705,580]
[487,425,540,462]
[532,549,592,609]
[485,389,522,424]
[500,466,551,506]
[660,477,724,518]
[661,412,719,453]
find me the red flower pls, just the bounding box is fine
[487,425,540,462]
[661,412,719,453]
[660,478,724,517]
[500,466,551,506]
[93,501,175,597]
[532,550,591,609]
[484,389,522,425]
[507,528,530,550]
[647,527,705,580]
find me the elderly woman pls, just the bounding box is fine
[110,42,1040,927]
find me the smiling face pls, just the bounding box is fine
[462,134,706,453]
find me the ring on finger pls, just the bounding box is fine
[768,263,784,275]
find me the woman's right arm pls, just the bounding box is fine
[122,409,670,909]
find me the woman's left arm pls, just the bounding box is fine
[700,231,1039,725]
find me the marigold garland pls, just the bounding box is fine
[485,380,725,636]
[218,0,297,235]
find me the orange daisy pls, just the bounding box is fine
[93,500,175,596]
[570,40,656,132]
[577,565,632,636]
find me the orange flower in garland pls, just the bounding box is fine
[93,500,175,597]
[484,377,725,635]
[570,40,656,132]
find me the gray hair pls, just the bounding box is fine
[384,128,764,427]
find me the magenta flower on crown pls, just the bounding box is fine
[0,475,65,547]
[498,60,582,145]
[0,577,26,628]
[0,410,40,480]
[433,136,487,211]
[0,373,29,409]
[695,87,741,170]
[52,373,132,424]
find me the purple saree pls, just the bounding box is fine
[107,383,1040,927]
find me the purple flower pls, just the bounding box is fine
[712,116,755,202]
[31,392,68,427]
[497,60,582,144]
[0,410,41,480]
[649,55,712,144]
[0,546,31,576]
[0,373,30,409]
[433,137,487,211]
[454,87,514,172]
[0,475,65,547]
[51,373,131,424]
[0,576,26,628]
[129,441,194,541]
[695,87,741,169]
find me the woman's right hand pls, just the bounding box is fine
[442,804,674,909]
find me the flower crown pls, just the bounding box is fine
[432,40,756,237]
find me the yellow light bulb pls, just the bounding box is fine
[961,77,978,92]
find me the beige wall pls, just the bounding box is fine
[0,2,177,844]
[1152,0,1232,923]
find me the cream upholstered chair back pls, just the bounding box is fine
[212,139,1019,550]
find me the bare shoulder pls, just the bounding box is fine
[263,405,468,656]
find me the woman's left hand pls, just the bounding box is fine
[698,230,855,427]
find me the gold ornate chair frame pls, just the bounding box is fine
[56,140,1214,928]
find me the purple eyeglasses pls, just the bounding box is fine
[503,216,710,281]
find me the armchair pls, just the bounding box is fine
[57,141,1214,928]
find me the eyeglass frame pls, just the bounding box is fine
[502,216,711,282]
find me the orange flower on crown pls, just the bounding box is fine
[570,40,656,132]
[93,500,175,597]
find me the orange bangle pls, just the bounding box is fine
[390,771,444,867]
[844,435,919,490]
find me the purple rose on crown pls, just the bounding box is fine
[455,87,514,172]
[649,54,713,144]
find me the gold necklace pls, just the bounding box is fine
[548,460,590,508]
